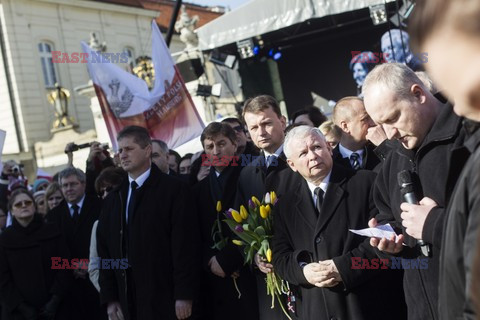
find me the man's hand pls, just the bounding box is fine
[400,197,437,240]
[107,301,125,320]
[73,268,88,279]
[88,141,107,162]
[208,256,226,278]
[368,218,404,254]
[303,262,340,287]
[255,253,273,274]
[366,125,388,146]
[175,300,192,319]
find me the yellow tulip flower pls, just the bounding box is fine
[240,205,248,219]
[266,249,272,262]
[232,240,244,246]
[231,209,243,223]
[260,205,268,219]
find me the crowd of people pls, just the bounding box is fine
[0,0,478,319]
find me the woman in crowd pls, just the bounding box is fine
[89,166,125,292]
[33,190,47,216]
[0,188,71,319]
[45,182,64,212]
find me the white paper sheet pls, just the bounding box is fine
[349,224,400,242]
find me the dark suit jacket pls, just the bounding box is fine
[194,165,258,320]
[234,151,302,320]
[234,151,301,208]
[332,143,381,171]
[273,165,406,320]
[46,195,106,320]
[97,165,200,320]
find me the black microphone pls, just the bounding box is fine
[397,170,431,257]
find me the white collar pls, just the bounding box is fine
[264,144,283,158]
[128,167,151,188]
[68,194,86,210]
[338,143,364,159]
[306,170,331,197]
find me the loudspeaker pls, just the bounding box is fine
[176,58,204,83]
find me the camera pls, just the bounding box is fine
[12,164,23,174]
[65,142,109,153]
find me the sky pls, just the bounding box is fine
[186,0,250,11]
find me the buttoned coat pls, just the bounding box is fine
[273,165,406,320]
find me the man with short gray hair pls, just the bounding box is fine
[363,62,467,319]
[274,125,405,320]
[46,167,107,320]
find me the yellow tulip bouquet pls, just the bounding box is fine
[222,191,292,320]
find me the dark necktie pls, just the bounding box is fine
[127,181,138,225]
[314,187,324,216]
[71,204,80,225]
[350,152,361,170]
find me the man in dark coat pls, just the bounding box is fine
[96,126,200,320]
[331,97,382,171]
[363,63,467,320]
[273,125,406,320]
[235,95,298,209]
[409,3,480,317]
[194,122,258,320]
[46,167,106,320]
[234,95,301,320]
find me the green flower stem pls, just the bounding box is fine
[233,277,241,299]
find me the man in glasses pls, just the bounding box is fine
[46,167,106,320]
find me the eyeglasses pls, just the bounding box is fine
[13,200,33,209]
[61,181,80,189]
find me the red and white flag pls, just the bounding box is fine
[82,21,204,150]
[36,168,53,181]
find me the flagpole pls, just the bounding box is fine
[165,0,183,47]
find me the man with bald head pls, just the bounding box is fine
[362,63,467,320]
[332,97,382,170]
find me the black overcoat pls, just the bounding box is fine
[97,165,201,320]
[273,165,406,320]
[0,215,72,320]
[234,151,302,320]
[46,194,106,320]
[439,122,480,319]
[373,103,467,320]
[194,165,258,320]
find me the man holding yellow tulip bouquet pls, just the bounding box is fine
[194,122,259,320]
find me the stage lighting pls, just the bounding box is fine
[196,83,222,97]
[210,50,237,69]
[390,0,415,27]
[237,39,255,59]
[369,4,387,25]
[268,48,282,61]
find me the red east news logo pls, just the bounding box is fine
[51,51,129,64]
